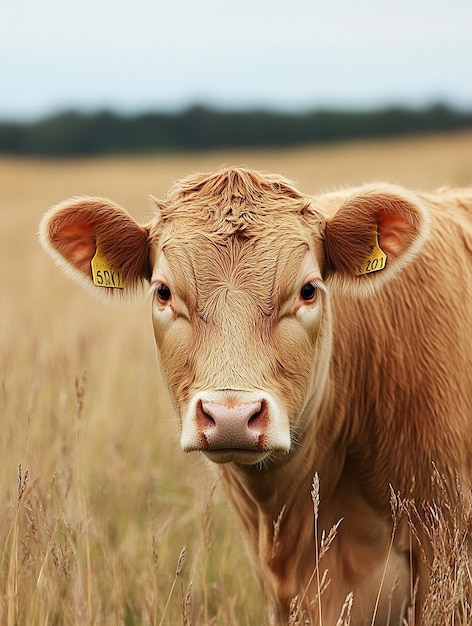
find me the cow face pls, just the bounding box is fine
[40,168,428,466]
[149,212,329,465]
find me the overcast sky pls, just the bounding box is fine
[1,0,472,121]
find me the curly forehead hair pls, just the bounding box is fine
[149,167,321,240]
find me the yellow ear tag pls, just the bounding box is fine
[355,229,387,276]
[91,241,124,288]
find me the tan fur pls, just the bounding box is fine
[40,168,472,625]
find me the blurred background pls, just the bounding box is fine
[1,0,472,154]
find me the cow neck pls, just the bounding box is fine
[218,387,346,530]
[217,412,347,613]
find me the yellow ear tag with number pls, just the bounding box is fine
[91,241,124,288]
[355,230,387,276]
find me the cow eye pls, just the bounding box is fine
[300,282,317,301]
[156,283,171,302]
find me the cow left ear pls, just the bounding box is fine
[323,184,429,296]
[39,196,151,296]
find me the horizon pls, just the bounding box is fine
[1,99,470,126]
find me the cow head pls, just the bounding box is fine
[40,168,428,466]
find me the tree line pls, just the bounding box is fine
[0,103,471,156]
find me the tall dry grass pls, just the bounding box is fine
[1,132,472,625]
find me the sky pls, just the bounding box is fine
[1,0,472,121]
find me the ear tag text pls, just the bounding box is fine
[91,242,124,288]
[355,230,387,276]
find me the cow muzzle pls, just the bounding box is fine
[181,390,291,465]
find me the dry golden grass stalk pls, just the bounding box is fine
[289,474,342,625]
[312,472,323,626]
[401,469,472,626]
[335,592,353,626]
[271,504,286,561]
[158,546,187,626]
[180,580,193,626]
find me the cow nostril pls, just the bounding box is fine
[196,400,216,429]
[247,399,268,431]
[248,410,261,425]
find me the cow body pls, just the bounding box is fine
[40,169,472,624]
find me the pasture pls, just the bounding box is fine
[1,132,472,625]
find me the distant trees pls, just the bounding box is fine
[0,104,471,156]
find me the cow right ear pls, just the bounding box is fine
[39,196,151,295]
[323,184,429,297]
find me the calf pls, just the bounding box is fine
[40,168,472,624]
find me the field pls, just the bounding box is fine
[1,132,472,625]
